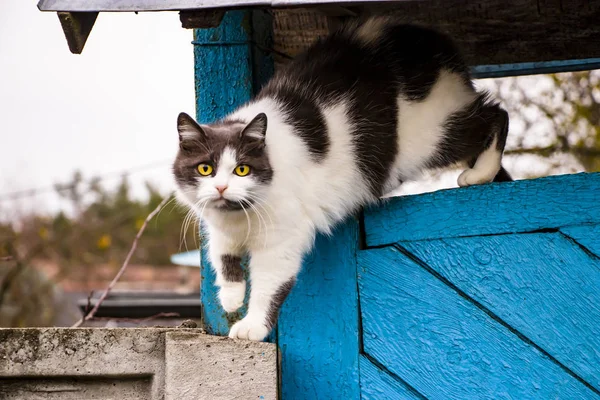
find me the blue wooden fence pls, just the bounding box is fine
[193,11,600,399]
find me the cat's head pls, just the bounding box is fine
[173,112,273,212]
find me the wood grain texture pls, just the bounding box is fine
[402,233,600,392]
[278,219,360,399]
[358,246,598,400]
[377,0,600,66]
[359,356,423,400]
[57,11,98,54]
[364,173,600,247]
[561,224,600,259]
[195,10,273,335]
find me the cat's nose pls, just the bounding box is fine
[215,185,228,195]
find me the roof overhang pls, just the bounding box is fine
[37,0,600,77]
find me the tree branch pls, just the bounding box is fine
[71,193,173,328]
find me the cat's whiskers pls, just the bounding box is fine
[179,197,208,251]
[243,194,275,248]
[241,198,269,249]
[238,202,252,247]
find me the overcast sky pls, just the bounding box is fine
[0,1,195,217]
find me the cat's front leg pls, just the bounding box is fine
[208,229,246,313]
[228,244,304,341]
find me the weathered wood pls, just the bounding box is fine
[364,172,600,247]
[278,219,361,399]
[561,224,600,259]
[42,0,600,66]
[403,233,600,391]
[57,11,98,54]
[471,58,600,78]
[374,0,600,65]
[180,9,225,29]
[358,246,598,399]
[359,356,423,400]
[38,0,407,12]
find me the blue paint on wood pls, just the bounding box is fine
[360,356,424,400]
[194,10,273,335]
[194,11,253,124]
[278,219,361,399]
[358,246,598,399]
[561,224,600,259]
[402,233,600,392]
[364,172,600,247]
[471,58,600,79]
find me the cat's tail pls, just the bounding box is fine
[493,166,512,182]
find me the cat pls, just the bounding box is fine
[173,17,511,341]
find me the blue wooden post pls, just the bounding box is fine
[278,219,361,399]
[194,10,273,336]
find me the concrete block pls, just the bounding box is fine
[165,332,277,400]
[0,328,277,400]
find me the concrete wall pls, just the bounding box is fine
[0,327,277,399]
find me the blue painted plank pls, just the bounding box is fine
[194,11,254,124]
[403,233,600,392]
[364,172,600,247]
[360,356,424,400]
[561,224,600,259]
[278,219,360,399]
[358,246,598,400]
[471,58,600,79]
[194,10,273,336]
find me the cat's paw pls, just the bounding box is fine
[457,168,495,187]
[228,315,269,341]
[219,282,246,313]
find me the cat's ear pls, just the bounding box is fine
[240,113,267,142]
[177,112,207,151]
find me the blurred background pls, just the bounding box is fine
[1,1,599,328]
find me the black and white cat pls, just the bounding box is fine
[173,18,511,341]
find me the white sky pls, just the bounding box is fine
[0,1,195,217]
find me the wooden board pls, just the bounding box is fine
[561,224,600,259]
[402,233,600,391]
[359,356,423,400]
[37,0,395,12]
[364,172,600,247]
[40,0,600,66]
[278,219,361,399]
[358,246,598,399]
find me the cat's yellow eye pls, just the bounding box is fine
[197,163,213,176]
[234,165,251,177]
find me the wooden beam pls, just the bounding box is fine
[368,0,600,66]
[57,11,98,54]
[179,9,225,29]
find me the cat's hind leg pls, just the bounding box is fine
[456,100,510,187]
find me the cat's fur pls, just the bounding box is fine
[173,18,511,341]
